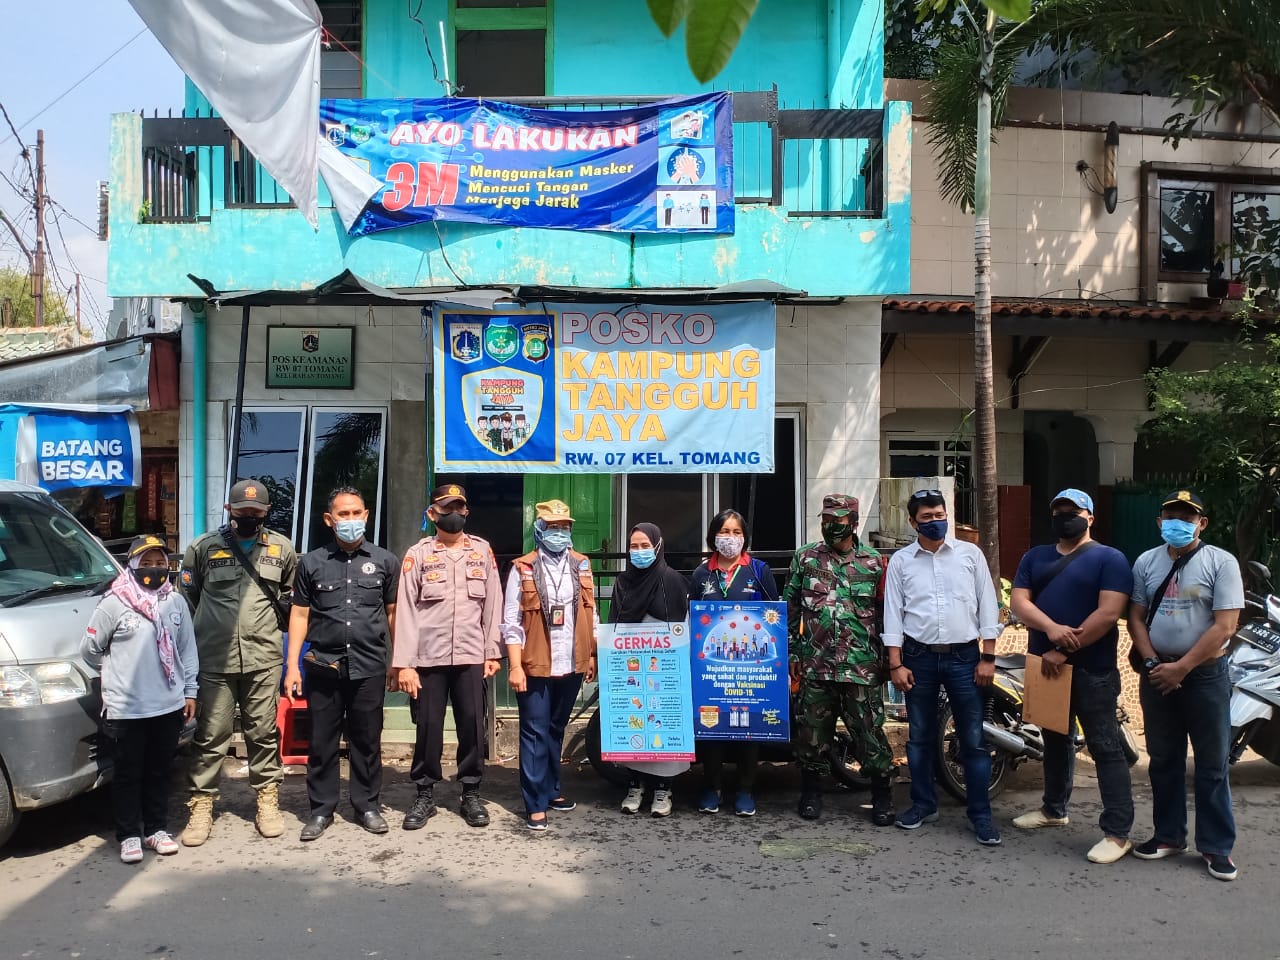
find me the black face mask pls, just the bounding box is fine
[232,515,264,538]
[434,511,467,534]
[1051,513,1089,541]
[132,566,169,590]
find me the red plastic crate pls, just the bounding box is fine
[276,696,310,765]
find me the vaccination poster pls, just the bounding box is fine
[320,92,733,235]
[597,621,696,762]
[433,302,775,473]
[690,600,790,742]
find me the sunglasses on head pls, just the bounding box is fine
[909,489,944,499]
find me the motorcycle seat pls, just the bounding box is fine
[995,654,1026,671]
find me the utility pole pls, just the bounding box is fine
[33,129,45,327]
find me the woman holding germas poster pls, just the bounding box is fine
[687,510,779,817]
[610,522,689,817]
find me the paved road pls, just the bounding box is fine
[3,750,1279,960]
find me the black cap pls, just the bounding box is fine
[228,479,270,509]
[430,483,467,508]
[1161,490,1206,515]
[127,534,168,560]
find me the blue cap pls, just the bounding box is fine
[1051,488,1094,512]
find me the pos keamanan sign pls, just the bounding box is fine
[432,302,775,473]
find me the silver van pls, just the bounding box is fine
[0,480,189,849]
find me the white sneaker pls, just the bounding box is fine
[620,786,644,815]
[120,837,144,864]
[651,789,673,818]
[144,830,180,855]
[1012,808,1070,829]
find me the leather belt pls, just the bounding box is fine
[904,636,977,654]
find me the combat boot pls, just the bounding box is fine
[181,794,215,847]
[255,783,285,838]
[870,774,896,827]
[797,769,823,820]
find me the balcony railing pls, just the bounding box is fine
[137,90,886,224]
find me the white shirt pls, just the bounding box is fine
[881,538,1000,648]
[501,550,582,676]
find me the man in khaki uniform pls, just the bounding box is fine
[179,479,297,845]
[394,483,502,830]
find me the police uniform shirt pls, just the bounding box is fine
[293,540,400,679]
[179,526,297,673]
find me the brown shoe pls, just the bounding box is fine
[255,784,285,838]
[181,794,215,847]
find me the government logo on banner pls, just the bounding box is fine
[433,303,775,474]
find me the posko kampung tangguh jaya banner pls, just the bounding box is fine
[319,93,733,235]
[433,303,775,473]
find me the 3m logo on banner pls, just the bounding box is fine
[433,302,775,474]
[319,93,734,237]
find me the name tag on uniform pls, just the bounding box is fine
[549,605,565,627]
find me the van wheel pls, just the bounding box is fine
[0,763,19,850]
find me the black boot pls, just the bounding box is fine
[797,769,823,820]
[460,787,490,827]
[870,774,895,827]
[403,788,437,830]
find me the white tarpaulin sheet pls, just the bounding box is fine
[129,0,379,230]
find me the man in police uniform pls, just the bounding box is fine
[784,493,896,826]
[285,486,399,841]
[179,479,296,846]
[393,483,503,830]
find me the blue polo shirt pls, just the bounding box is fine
[1012,542,1134,673]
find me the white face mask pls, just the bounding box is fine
[714,534,744,559]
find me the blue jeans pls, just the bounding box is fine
[1042,667,1133,839]
[1140,657,1235,856]
[516,673,583,815]
[903,640,992,823]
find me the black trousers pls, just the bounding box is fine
[306,670,386,817]
[108,709,184,842]
[410,664,486,789]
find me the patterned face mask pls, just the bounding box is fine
[821,521,852,546]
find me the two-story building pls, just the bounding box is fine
[108,0,911,566]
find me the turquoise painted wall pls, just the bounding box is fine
[124,1,906,301]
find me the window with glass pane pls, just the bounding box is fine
[455,29,546,96]
[718,417,799,554]
[230,408,306,542]
[1159,187,1215,273]
[303,409,387,551]
[1232,189,1280,288]
[318,1,363,98]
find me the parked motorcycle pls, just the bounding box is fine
[1228,562,1280,766]
[563,686,874,791]
[936,653,1140,802]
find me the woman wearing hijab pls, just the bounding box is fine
[81,535,198,864]
[502,500,598,831]
[688,509,779,817]
[610,522,689,817]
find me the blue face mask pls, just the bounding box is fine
[630,548,656,569]
[1160,517,1199,548]
[334,518,366,544]
[537,528,573,554]
[916,519,948,542]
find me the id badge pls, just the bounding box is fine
[549,604,566,627]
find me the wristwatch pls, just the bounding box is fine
[1142,657,1161,673]
[980,652,996,663]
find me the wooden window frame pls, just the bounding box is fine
[449,0,553,96]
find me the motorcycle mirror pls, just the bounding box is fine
[1247,560,1273,589]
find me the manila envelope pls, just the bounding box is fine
[1022,653,1073,736]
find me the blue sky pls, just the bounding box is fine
[0,1,182,336]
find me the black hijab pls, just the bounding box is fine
[610,522,689,623]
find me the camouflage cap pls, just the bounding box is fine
[821,493,859,518]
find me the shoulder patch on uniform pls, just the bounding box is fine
[403,556,414,572]
[180,569,194,586]
[169,611,183,626]
[579,559,591,572]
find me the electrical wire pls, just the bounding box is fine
[0,102,35,187]
[0,28,147,144]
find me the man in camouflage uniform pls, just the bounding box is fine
[784,493,895,825]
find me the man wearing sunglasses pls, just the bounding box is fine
[883,489,1002,845]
